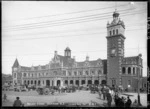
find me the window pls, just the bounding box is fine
[63,71,66,76]
[80,71,83,75]
[68,72,71,76]
[91,71,95,75]
[144,84,146,87]
[128,80,131,85]
[116,29,118,34]
[24,73,26,77]
[74,72,77,76]
[85,71,89,75]
[110,31,111,36]
[113,30,115,35]
[98,70,102,75]
[122,67,126,74]
[128,67,131,74]
[14,73,16,78]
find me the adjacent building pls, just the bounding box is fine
[12,10,144,91]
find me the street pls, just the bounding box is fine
[2,90,147,107]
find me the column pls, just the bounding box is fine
[131,67,133,75]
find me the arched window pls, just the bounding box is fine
[113,30,115,35]
[122,67,126,74]
[24,73,26,77]
[110,31,111,36]
[116,29,118,34]
[128,67,131,74]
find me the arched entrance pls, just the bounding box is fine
[70,80,73,85]
[101,80,106,85]
[94,80,99,85]
[46,80,50,86]
[65,80,68,85]
[76,80,79,86]
[81,80,85,85]
[57,80,61,86]
[88,80,92,85]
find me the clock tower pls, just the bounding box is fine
[106,10,126,87]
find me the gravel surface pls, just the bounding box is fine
[2,90,147,107]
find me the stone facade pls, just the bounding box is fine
[12,10,144,91]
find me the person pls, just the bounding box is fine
[106,92,112,107]
[121,96,126,107]
[13,97,23,107]
[132,99,139,107]
[125,96,132,107]
[3,94,7,102]
[98,89,102,99]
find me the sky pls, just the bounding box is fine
[2,1,147,76]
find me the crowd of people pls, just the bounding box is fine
[3,84,141,107]
[97,84,140,107]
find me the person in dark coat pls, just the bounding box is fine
[125,96,132,107]
[114,94,119,107]
[106,92,112,107]
[13,97,23,107]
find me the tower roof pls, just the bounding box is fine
[65,47,71,51]
[12,58,19,68]
[113,10,119,17]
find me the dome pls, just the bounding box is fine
[113,10,119,17]
[65,47,71,51]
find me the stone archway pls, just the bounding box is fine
[101,80,106,85]
[65,80,68,85]
[76,80,79,86]
[46,80,50,86]
[70,80,73,85]
[57,80,61,86]
[81,80,85,85]
[94,80,99,85]
[88,80,92,85]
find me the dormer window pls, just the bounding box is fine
[113,30,115,35]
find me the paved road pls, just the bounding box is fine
[2,90,147,107]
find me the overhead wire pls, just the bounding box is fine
[3,8,146,31]
[2,3,129,23]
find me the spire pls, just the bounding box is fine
[12,58,19,68]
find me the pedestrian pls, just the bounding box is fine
[125,96,132,107]
[103,90,106,100]
[114,94,119,107]
[98,89,102,99]
[132,99,138,107]
[106,92,112,107]
[3,94,7,102]
[121,96,126,107]
[13,97,23,107]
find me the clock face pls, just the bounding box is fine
[111,48,116,57]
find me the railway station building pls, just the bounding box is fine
[12,10,144,91]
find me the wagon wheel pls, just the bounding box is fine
[44,88,50,95]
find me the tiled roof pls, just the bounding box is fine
[20,66,31,70]
[12,58,19,68]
